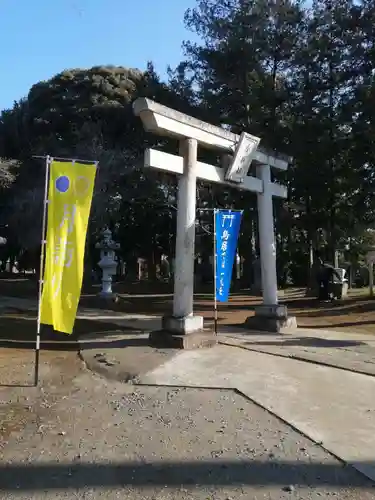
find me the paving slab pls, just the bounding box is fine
[140,344,375,482]
[219,327,375,376]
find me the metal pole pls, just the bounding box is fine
[34,155,51,386]
[32,155,97,165]
[213,209,218,335]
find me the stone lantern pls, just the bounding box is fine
[95,229,120,297]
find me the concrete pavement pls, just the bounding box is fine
[219,327,375,376]
[140,344,375,483]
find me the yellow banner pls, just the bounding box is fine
[40,160,97,334]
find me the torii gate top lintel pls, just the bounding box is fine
[133,97,291,172]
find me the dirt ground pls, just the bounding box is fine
[1,277,375,339]
[82,285,375,336]
[197,290,375,334]
[0,309,126,344]
[1,348,375,499]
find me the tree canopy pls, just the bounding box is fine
[1,0,375,283]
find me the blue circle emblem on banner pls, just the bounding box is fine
[56,176,70,193]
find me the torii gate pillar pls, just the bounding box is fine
[243,163,297,333]
[257,163,278,305]
[169,137,204,335]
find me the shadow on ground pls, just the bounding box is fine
[79,294,173,316]
[0,460,373,490]
[245,337,366,349]
[303,320,375,330]
[80,336,150,351]
[198,295,375,315]
[0,275,252,298]
[2,276,375,335]
[291,302,375,318]
[0,311,143,350]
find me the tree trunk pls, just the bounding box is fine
[148,252,157,281]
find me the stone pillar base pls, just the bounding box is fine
[97,291,119,303]
[149,315,217,350]
[244,304,297,334]
[162,315,204,334]
[149,330,217,349]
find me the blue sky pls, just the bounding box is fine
[0,0,199,110]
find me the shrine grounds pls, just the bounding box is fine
[2,277,375,498]
[1,276,375,339]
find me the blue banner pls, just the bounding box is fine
[215,210,242,302]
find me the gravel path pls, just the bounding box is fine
[0,348,374,499]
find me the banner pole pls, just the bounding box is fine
[34,155,51,387]
[213,209,218,335]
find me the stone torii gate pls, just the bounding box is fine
[133,98,296,348]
